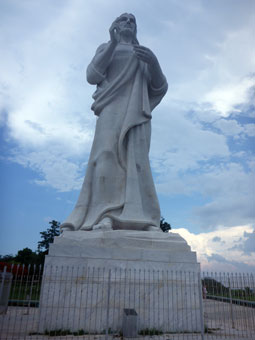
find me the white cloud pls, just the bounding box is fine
[162,23,254,116]
[154,160,254,228]
[197,25,255,118]
[211,118,255,139]
[244,123,255,137]
[203,77,255,117]
[10,149,85,192]
[151,108,229,177]
[213,119,243,136]
[172,225,255,272]
[189,162,255,228]
[0,1,101,191]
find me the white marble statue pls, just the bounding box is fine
[61,13,168,232]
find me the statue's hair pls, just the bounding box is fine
[115,13,139,45]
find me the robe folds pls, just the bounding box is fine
[62,42,168,231]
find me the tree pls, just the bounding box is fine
[0,254,15,262]
[0,220,61,267]
[160,217,171,232]
[15,247,38,265]
[37,220,61,253]
[0,249,43,266]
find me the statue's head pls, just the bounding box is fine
[115,13,139,44]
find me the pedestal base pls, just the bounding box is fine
[38,230,202,333]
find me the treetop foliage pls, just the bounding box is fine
[0,220,61,266]
[37,220,60,253]
[160,217,171,232]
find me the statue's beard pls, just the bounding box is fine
[119,27,135,39]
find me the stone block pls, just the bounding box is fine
[123,309,138,337]
[38,230,202,333]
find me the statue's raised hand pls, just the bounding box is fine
[109,21,120,44]
[133,45,158,66]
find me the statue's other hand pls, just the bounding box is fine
[109,21,120,44]
[133,45,158,66]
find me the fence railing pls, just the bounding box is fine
[0,265,254,339]
[201,271,255,339]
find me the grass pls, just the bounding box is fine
[207,293,255,302]
[10,283,41,301]
[139,328,163,335]
[30,329,88,336]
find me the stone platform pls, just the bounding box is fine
[38,230,202,333]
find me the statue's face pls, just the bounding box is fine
[115,13,136,36]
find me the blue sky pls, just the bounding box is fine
[0,0,254,272]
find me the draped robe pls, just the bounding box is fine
[62,42,168,231]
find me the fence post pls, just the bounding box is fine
[105,269,111,340]
[0,266,7,299]
[198,272,205,340]
[228,275,235,329]
[0,266,13,315]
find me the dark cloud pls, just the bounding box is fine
[193,196,254,229]
[242,231,255,254]
[25,120,45,134]
[206,253,255,273]
[207,253,227,263]
[212,236,221,242]
[228,231,255,255]
[0,108,8,127]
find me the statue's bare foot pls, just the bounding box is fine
[93,217,113,231]
[145,225,161,232]
[60,223,75,231]
[80,224,93,231]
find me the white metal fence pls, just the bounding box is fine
[0,264,254,339]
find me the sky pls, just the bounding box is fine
[0,0,254,272]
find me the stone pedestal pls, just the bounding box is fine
[38,230,202,333]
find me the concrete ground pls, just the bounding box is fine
[0,334,253,340]
[0,299,254,340]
